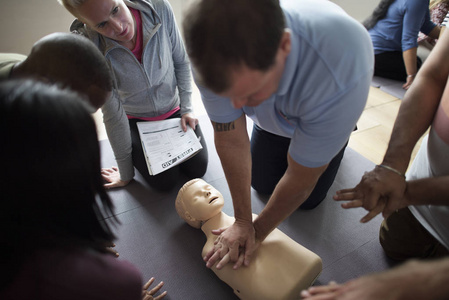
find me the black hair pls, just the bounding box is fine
[23,32,113,109]
[0,79,117,290]
[183,0,285,93]
[363,0,396,30]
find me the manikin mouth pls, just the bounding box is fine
[209,197,218,204]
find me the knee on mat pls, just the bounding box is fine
[379,238,421,261]
[251,180,276,195]
[379,218,428,261]
[298,194,326,210]
[379,218,408,260]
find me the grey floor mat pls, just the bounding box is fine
[99,115,397,299]
[371,75,407,99]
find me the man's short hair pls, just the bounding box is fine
[24,32,112,109]
[183,0,285,93]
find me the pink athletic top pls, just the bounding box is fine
[130,7,143,62]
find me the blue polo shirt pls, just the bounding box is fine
[369,0,436,54]
[198,0,373,168]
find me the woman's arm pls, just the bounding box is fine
[402,47,418,89]
[101,92,134,187]
[401,0,437,88]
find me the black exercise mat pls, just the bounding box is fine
[99,114,397,299]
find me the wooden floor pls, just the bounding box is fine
[349,86,400,165]
[94,85,422,169]
[349,86,423,169]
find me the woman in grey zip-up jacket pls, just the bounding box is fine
[60,0,208,191]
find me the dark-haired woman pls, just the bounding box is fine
[365,0,440,89]
[0,80,165,300]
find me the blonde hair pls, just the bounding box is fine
[175,178,203,228]
[430,0,449,10]
[57,0,89,16]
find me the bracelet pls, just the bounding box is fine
[407,74,416,78]
[377,164,406,179]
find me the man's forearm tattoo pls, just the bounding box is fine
[212,121,235,132]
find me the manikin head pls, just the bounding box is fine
[176,179,225,229]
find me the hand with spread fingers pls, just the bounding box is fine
[204,220,258,270]
[301,281,342,300]
[301,258,449,300]
[141,277,167,300]
[333,165,407,223]
[101,167,131,189]
[301,276,392,300]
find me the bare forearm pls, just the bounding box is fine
[397,258,449,300]
[254,155,326,241]
[404,176,449,206]
[402,47,418,77]
[383,41,447,172]
[213,115,253,222]
[219,147,252,221]
[382,94,435,173]
[425,258,449,300]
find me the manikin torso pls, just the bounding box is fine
[200,212,322,300]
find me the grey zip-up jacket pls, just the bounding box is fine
[70,0,193,181]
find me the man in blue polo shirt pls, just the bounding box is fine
[183,0,373,269]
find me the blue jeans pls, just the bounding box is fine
[250,124,346,209]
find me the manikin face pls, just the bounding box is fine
[182,180,225,222]
[76,0,135,46]
[219,30,292,109]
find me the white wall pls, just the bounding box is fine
[0,0,75,54]
[0,0,379,55]
[0,0,196,54]
[330,0,380,22]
